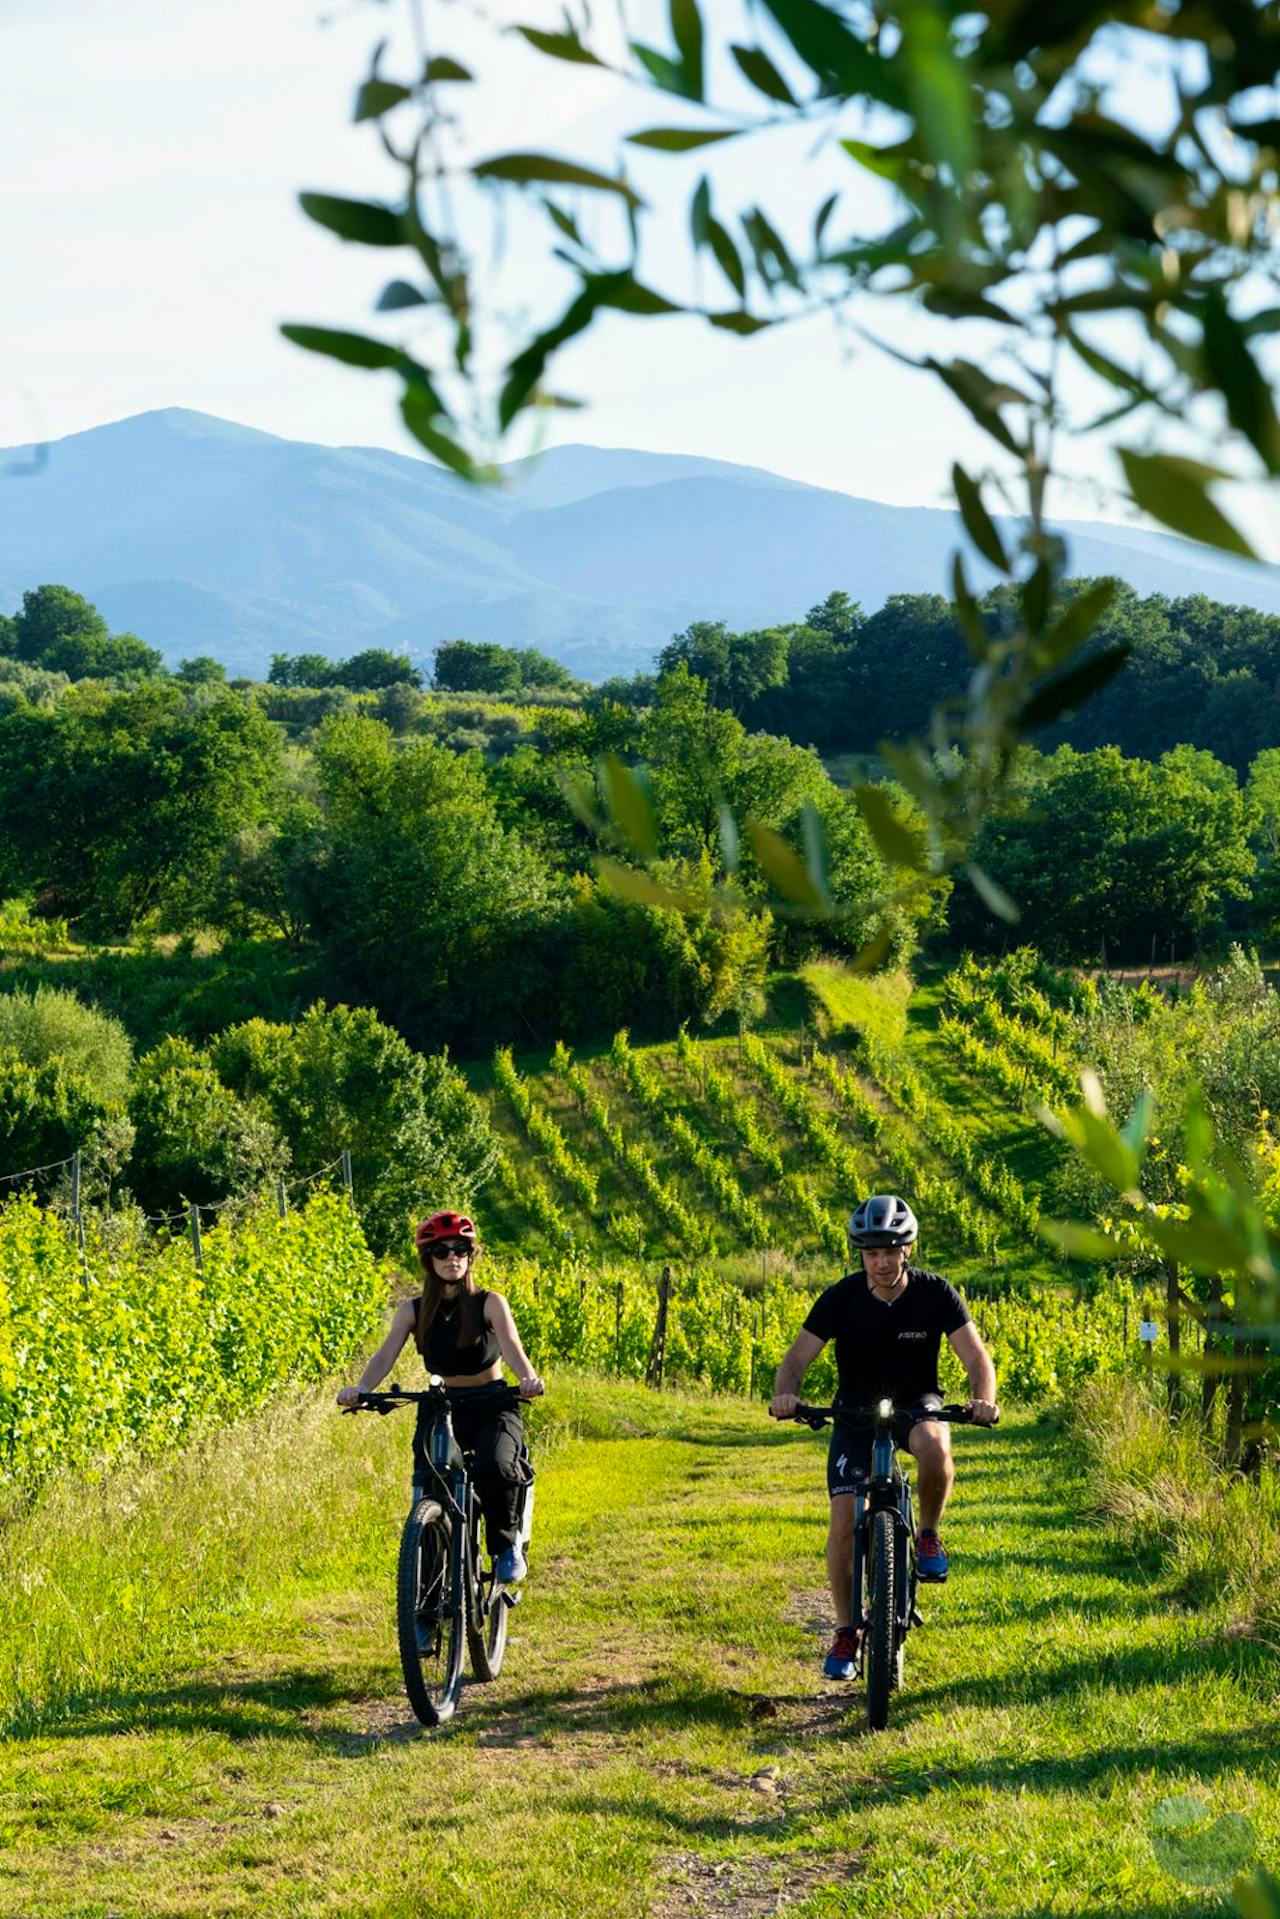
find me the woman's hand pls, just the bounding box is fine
[336,1386,363,1409]
[518,1374,544,1399]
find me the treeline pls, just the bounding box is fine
[6,575,1280,1004]
[0,610,932,1051]
[646,582,1280,771]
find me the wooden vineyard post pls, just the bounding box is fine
[71,1149,89,1287]
[646,1265,672,1389]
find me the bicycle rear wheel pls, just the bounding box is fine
[865,1507,896,1731]
[397,1499,463,1726]
[466,1552,509,1682]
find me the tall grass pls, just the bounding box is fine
[0,1385,404,1732]
[1071,1376,1280,1639]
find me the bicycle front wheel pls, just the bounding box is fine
[397,1499,463,1726]
[865,1507,896,1732]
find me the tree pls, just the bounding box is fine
[954,746,1255,960]
[268,653,335,688]
[127,1036,286,1215]
[211,1002,498,1253]
[0,986,133,1102]
[331,647,423,690]
[658,621,790,715]
[306,715,557,1046]
[0,1048,133,1199]
[177,657,228,685]
[640,663,746,855]
[12,585,109,666]
[0,682,286,935]
[436,643,583,693]
[9,585,163,679]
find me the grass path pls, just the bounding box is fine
[2,1381,1276,1918]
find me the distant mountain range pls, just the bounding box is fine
[3,408,1280,681]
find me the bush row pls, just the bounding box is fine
[0,1191,381,1498]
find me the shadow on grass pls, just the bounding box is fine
[15,1665,391,1750]
[24,1663,777,1756]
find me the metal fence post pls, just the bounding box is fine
[341,1149,354,1209]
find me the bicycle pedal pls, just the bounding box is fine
[501,1587,522,1607]
[909,1606,925,1627]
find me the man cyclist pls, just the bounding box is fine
[770,1193,999,1680]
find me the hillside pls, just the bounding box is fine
[5,409,1280,679]
[478,962,1066,1295]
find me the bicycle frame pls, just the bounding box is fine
[849,1414,918,1675]
[353,1378,525,1633]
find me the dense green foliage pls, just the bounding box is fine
[658,585,1280,771]
[432,639,579,694]
[0,585,162,681]
[0,985,496,1253]
[0,1190,381,1497]
[267,647,423,690]
[5,576,1280,986]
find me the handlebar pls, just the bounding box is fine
[786,1400,997,1431]
[341,1380,527,1416]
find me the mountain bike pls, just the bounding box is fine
[788,1399,993,1731]
[345,1378,534,1726]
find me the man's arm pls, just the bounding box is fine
[769,1328,826,1418]
[949,1322,999,1424]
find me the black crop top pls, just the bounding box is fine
[416,1290,501,1377]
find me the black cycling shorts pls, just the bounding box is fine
[826,1395,943,1499]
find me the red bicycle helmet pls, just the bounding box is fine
[415,1211,477,1251]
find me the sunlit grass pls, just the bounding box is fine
[0,1371,1275,1917]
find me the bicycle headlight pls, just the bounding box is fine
[876,1397,894,1421]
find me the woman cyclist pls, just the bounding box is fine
[337,1211,543,1583]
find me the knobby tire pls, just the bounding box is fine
[866,1507,896,1732]
[465,1526,508,1682]
[397,1498,463,1726]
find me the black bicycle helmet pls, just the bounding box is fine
[847,1193,919,1254]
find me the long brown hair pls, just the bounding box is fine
[413,1239,484,1355]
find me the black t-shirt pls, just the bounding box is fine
[802,1267,971,1405]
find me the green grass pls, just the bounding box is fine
[800,960,913,1050]
[1,1372,1275,1917]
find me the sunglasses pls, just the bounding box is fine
[430,1240,474,1259]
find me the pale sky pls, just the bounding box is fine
[3,0,1277,545]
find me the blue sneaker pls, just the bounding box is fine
[917,1528,950,1582]
[822,1627,860,1679]
[493,1544,528,1585]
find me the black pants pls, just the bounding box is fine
[414,1393,528,1555]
